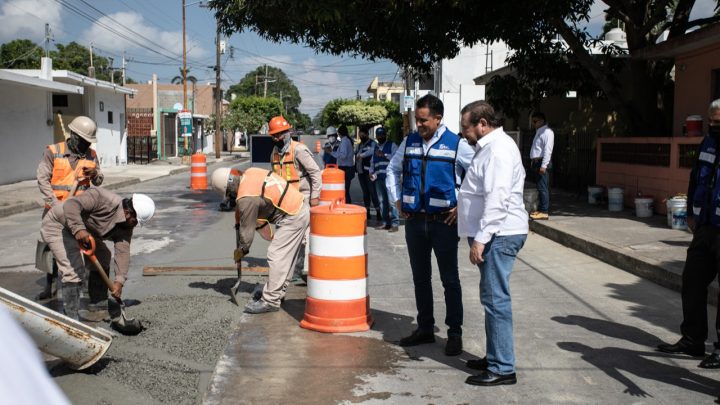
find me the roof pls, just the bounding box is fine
[10,69,136,95]
[473,65,515,85]
[633,23,720,59]
[0,70,83,94]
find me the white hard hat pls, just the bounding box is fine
[132,193,155,225]
[211,167,231,197]
[68,116,97,143]
[326,126,337,136]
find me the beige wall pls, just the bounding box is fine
[673,43,720,136]
[126,83,216,115]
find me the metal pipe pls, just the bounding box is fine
[0,287,113,370]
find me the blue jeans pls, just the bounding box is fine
[406,217,462,336]
[531,160,550,213]
[374,177,399,227]
[469,234,526,375]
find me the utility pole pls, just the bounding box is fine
[214,22,221,158]
[88,42,95,78]
[264,64,269,98]
[44,23,51,58]
[108,57,114,84]
[122,52,126,86]
[256,64,276,98]
[181,0,189,154]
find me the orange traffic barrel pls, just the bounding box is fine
[190,153,208,190]
[319,164,345,205]
[315,140,321,153]
[301,201,372,333]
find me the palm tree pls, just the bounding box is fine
[171,67,197,85]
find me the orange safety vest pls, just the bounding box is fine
[236,168,304,218]
[48,142,97,201]
[271,140,303,189]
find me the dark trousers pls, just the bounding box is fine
[339,166,355,203]
[358,171,380,214]
[531,160,551,213]
[680,225,720,348]
[405,216,463,336]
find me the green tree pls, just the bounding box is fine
[210,0,720,135]
[336,104,387,126]
[0,39,42,69]
[171,67,197,84]
[223,96,283,133]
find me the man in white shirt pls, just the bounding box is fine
[331,124,355,203]
[529,112,554,220]
[457,100,529,386]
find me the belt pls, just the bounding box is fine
[530,157,542,162]
[408,211,450,222]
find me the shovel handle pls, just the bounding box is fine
[79,236,115,292]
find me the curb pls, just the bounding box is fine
[529,220,718,306]
[0,156,242,219]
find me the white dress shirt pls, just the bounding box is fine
[331,135,355,167]
[385,125,475,203]
[458,127,529,244]
[529,124,554,169]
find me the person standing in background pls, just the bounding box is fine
[528,112,554,220]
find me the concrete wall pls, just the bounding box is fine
[0,82,54,184]
[596,137,701,214]
[673,42,720,136]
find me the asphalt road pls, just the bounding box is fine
[0,155,718,404]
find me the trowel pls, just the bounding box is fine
[80,236,144,335]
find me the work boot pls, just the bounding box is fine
[61,282,81,321]
[36,273,54,301]
[244,299,279,314]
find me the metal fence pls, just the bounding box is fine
[127,136,156,165]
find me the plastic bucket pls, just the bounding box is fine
[634,197,653,217]
[607,187,624,212]
[588,186,604,204]
[524,189,538,213]
[686,115,703,137]
[669,198,688,230]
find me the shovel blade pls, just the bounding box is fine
[230,280,242,306]
[111,314,144,336]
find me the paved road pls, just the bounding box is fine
[0,158,718,404]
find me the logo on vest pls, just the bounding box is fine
[439,144,450,150]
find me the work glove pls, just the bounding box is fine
[234,248,245,263]
[74,229,92,249]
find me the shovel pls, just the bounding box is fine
[80,236,144,335]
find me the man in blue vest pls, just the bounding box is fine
[658,99,720,369]
[386,94,475,356]
[370,127,399,232]
[356,126,381,221]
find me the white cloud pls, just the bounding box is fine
[80,11,208,61]
[690,0,718,20]
[293,58,351,116]
[0,0,62,42]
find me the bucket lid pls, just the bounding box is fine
[686,115,703,121]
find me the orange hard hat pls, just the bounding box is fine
[268,116,292,135]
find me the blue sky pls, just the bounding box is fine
[0,0,717,115]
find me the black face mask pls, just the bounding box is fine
[67,133,90,155]
[709,125,720,141]
[272,138,285,148]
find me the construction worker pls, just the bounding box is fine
[322,126,339,167]
[211,167,310,313]
[268,116,321,282]
[40,188,155,320]
[35,116,103,300]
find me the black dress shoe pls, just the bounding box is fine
[657,339,705,357]
[398,329,435,347]
[445,336,462,356]
[465,370,517,386]
[466,357,488,370]
[699,350,720,369]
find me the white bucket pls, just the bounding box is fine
[608,187,624,212]
[524,189,538,213]
[588,186,604,204]
[634,197,653,218]
[669,198,688,230]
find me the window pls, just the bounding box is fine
[52,94,68,107]
[712,68,720,100]
[108,111,113,124]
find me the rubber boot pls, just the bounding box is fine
[36,273,54,300]
[61,282,80,321]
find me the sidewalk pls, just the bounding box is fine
[528,188,717,304]
[0,152,247,218]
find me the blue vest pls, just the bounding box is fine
[401,129,460,213]
[689,135,720,227]
[372,141,394,179]
[322,141,338,166]
[358,139,377,172]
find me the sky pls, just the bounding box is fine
[0,0,717,116]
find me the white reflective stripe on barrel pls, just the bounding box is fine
[319,201,331,205]
[191,163,206,167]
[309,235,366,257]
[321,183,345,190]
[191,173,207,177]
[307,277,367,301]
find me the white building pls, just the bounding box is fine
[0,69,83,184]
[7,59,136,173]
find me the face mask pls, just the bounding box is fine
[376,137,386,144]
[272,137,285,148]
[709,125,720,140]
[328,136,337,143]
[67,133,90,155]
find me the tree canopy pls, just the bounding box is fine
[0,39,132,83]
[222,96,283,133]
[209,0,720,135]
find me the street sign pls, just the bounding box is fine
[173,102,183,111]
[179,110,193,137]
[403,95,415,112]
